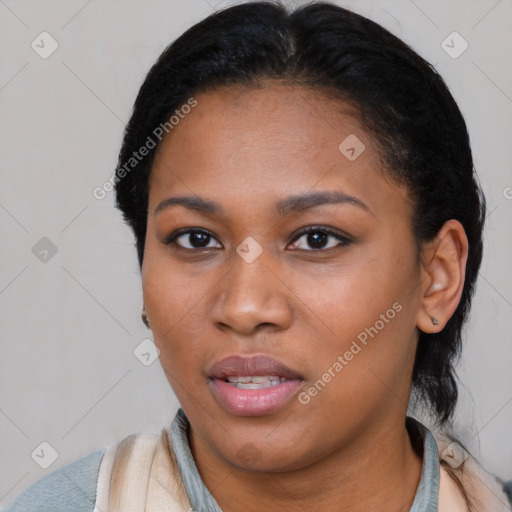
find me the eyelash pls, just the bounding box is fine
[164,226,352,252]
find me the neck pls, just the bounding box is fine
[189,416,424,512]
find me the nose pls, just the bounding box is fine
[210,252,293,336]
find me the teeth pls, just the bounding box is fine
[250,376,271,383]
[226,376,252,384]
[237,382,279,389]
[225,375,289,389]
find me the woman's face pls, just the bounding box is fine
[142,83,424,471]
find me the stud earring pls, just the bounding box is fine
[431,317,439,326]
[141,308,150,328]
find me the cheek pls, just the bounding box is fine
[141,251,210,375]
[142,233,216,327]
[142,278,211,407]
[294,242,418,399]
[292,245,411,339]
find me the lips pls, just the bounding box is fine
[208,354,303,380]
[208,355,304,416]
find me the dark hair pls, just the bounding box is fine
[115,1,485,428]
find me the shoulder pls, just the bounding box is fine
[4,447,105,512]
[436,438,512,511]
[504,480,512,507]
[465,466,512,511]
[4,428,186,512]
[416,421,512,511]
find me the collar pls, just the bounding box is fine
[170,408,440,512]
[407,416,440,511]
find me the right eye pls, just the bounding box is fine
[164,229,223,250]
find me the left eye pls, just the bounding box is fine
[288,227,351,251]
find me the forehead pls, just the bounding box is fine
[149,83,412,218]
[154,83,368,167]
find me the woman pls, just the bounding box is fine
[5,1,511,511]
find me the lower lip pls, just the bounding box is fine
[209,379,303,416]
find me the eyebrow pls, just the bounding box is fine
[154,191,373,217]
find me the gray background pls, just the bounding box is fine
[0,0,511,507]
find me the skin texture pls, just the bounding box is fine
[141,82,468,511]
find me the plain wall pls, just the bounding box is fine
[1,0,511,507]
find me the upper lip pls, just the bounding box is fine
[208,354,303,380]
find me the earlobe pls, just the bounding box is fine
[416,219,469,334]
[141,305,151,328]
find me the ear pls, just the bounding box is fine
[416,219,469,334]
